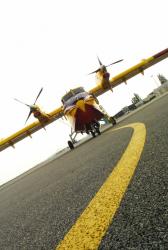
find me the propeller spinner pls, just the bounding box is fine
[88,57,123,75]
[14,87,43,124]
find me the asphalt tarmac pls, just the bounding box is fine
[0,94,168,249]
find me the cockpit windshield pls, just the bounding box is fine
[61,87,86,103]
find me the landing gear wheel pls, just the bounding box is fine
[96,128,101,135]
[110,117,116,125]
[68,140,74,150]
[90,130,96,138]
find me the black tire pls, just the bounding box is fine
[94,120,100,128]
[96,127,101,135]
[110,116,116,125]
[68,140,74,150]
[90,130,96,137]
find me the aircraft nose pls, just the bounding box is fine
[76,99,86,112]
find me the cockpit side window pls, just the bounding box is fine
[61,92,73,103]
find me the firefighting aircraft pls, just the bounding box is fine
[0,48,168,151]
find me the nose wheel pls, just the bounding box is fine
[90,121,101,137]
[90,130,96,137]
[95,127,101,135]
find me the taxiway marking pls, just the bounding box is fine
[56,123,146,250]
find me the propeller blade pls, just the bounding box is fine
[105,59,124,67]
[88,68,100,75]
[34,87,43,105]
[14,98,30,107]
[97,56,103,66]
[88,56,103,75]
[25,110,33,124]
[88,58,123,75]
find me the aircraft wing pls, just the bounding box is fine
[0,106,64,152]
[0,48,167,152]
[89,48,168,96]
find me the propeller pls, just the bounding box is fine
[88,57,123,75]
[14,87,43,124]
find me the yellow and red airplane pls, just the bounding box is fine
[0,48,168,151]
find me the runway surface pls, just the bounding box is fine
[0,94,168,249]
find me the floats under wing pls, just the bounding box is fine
[89,48,168,97]
[0,106,64,152]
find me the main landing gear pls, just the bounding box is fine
[67,129,77,150]
[67,121,101,150]
[109,116,116,125]
[67,140,74,150]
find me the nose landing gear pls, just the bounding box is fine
[90,121,101,137]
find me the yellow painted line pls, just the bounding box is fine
[56,122,146,250]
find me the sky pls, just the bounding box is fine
[0,0,168,185]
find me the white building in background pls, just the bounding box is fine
[114,81,168,119]
[143,81,168,103]
[153,81,168,95]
